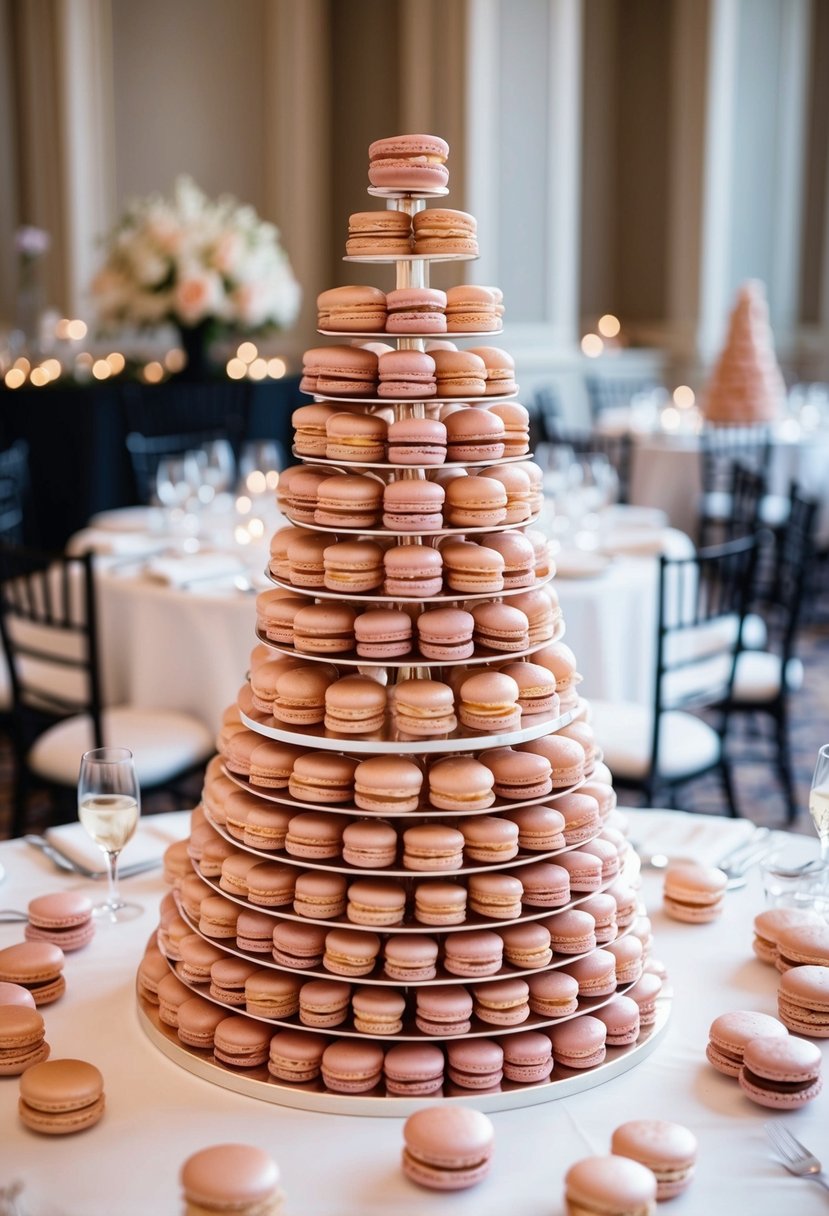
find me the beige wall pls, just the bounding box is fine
[111,0,267,211]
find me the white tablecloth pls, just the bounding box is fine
[627,428,829,541]
[1,810,826,1215]
[71,513,690,732]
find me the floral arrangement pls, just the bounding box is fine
[91,176,301,333]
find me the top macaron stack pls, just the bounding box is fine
[136,133,649,1116]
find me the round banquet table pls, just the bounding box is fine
[71,513,690,733]
[0,809,826,1215]
[625,425,829,541]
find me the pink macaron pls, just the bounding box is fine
[402,1106,495,1191]
[383,545,444,597]
[446,1038,504,1090]
[415,985,473,1036]
[378,349,437,398]
[321,1040,384,1094]
[706,1009,789,1076]
[472,977,529,1026]
[384,1043,445,1096]
[383,934,439,982]
[385,287,447,335]
[502,1030,553,1083]
[564,949,618,998]
[778,965,829,1036]
[663,861,728,923]
[442,929,504,978]
[367,133,449,191]
[564,1155,657,1216]
[550,1015,608,1069]
[611,1119,698,1200]
[596,995,641,1046]
[739,1033,823,1108]
[25,892,94,952]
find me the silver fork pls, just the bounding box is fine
[765,1122,829,1191]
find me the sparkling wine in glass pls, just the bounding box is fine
[78,747,142,923]
[809,743,829,863]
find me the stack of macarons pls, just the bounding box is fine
[267,528,552,596]
[299,346,517,401]
[138,128,640,1120]
[316,284,504,335]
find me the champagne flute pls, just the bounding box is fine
[809,743,829,863]
[78,747,142,923]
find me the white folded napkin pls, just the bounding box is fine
[66,528,167,558]
[599,528,668,557]
[628,808,760,868]
[144,552,246,589]
[46,816,185,870]
[553,549,612,579]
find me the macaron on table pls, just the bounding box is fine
[134,134,671,1115]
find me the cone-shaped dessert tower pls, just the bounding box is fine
[702,280,785,424]
[136,135,668,1114]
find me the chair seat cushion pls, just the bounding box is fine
[730,651,804,703]
[28,706,214,787]
[590,700,722,782]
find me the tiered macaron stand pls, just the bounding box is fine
[138,176,669,1115]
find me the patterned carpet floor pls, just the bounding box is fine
[1,624,826,842]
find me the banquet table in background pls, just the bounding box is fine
[69,514,694,733]
[0,809,826,1215]
[621,424,829,542]
[0,376,304,551]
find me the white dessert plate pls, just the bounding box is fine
[553,550,611,579]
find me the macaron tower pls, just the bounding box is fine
[136,132,667,1116]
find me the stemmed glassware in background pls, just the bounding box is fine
[809,744,829,863]
[200,439,236,500]
[78,747,142,923]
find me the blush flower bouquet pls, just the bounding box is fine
[91,176,301,336]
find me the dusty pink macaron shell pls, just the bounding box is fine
[611,1119,697,1200]
[549,1015,607,1068]
[321,1039,384,1093]
[0,981,37,1008]
[446,1037,504,1089]
[502,1030,553,1083]
[402,1105,495,1191]
[180,1144,281,1210]
[706,1009,788,1076]
[25,891,95,951]
[442,929,504,977]
[739,1033,823,1108]
[778,964,829,1036]
[595,995,641,1046]
[384,1042,445,1095]
[564,1154,657,1216]
[663,861,728,923]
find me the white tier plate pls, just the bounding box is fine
[310,390,519,404]
[343,253,477,264]
[264,565,555,604]
[290,450,528,470]
[137,993,670,1116]
[366,186,450,199]
[251,614,565,670]
[317,329,503,340]
[185,868,618,935]
[280,509,539,538]
[199,803,608,879]
[220,764,592,819]
[239,696,576,752]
